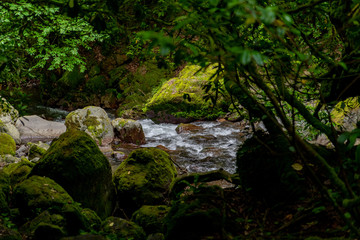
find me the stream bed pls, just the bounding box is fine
[26,105,251,174]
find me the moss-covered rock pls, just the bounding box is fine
[57,67,86,92]
[101,216,146,240]
[30,129,114,219]
[12,176,74,219]
[0,96,19,124]
[113,148,177,214]
[60,234,107,240]
[86,75,107,94]
[81,208,102,231]
[112,118,146,145]
[65,106,114,146]
[3,159,35,186]
[145,65,228,123]
[164,186,226,240]
[131,205,170,234]
[236,131,305,204]
[115,61,174,114]
[19,211,67,239]
[0,133,16,156]
[0,121,21,145]
[147,233,165,240]
[0,223,22,240]
[0,170,10,214]
[27,141,50,160]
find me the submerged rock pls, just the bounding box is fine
[15,115,66,143]
[112,118,146,145]
[113,148,177,214]
[30,129,115,219]
[175,123,203,134]
[65,106,114,146]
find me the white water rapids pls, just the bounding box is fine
[138,119,247,173]
[27,105,249,174]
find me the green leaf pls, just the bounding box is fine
[260,7,276,24]
[338,62,348,70]
[252,52,264,66]
[240,50,251,65]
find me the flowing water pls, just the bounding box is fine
[137,119,248,173]
[27,105,250,174]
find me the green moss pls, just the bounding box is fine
[86,75,107,94]
[0,133,16,156]
[131,205,170,234]
[145,65,228,121]
[12,175,74,219]
[20,210,66,236]
[116,60,174,113]
[58,67,86,91]
[0,170,10,213]
[3,159,35,186]
[81,208,102,231]
[0,223,22,240]
[101,217,146,240]
[113,148,177,214]
[164,186,225,240]
[28,142,49,160]
[29,129,114,219]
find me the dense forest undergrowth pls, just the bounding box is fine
[1,0,360,239]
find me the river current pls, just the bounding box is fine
[27,105,249,174]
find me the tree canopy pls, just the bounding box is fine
[1,0,360,236]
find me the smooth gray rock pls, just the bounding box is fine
[15,115,66,144]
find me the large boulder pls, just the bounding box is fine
[164,186,226,240]
[113,148,177,214]
[12,176,75,219]
[112,118,146,145]
[0,133,16,156]
[3,159,35,186]
[15,115,66,143]
[145,65,228,123]
[0,170,11,214]
[131,205,170,235]
[30,129,115,219]
[65,106,114,146]
[101,217,146,240]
